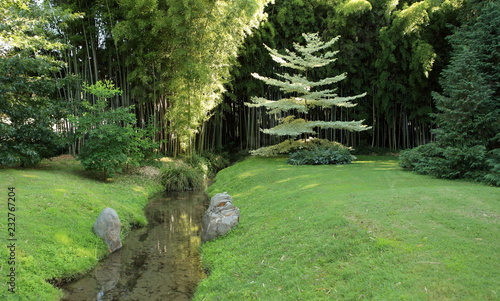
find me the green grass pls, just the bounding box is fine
[0,156,163,300]
[195,156,500,300]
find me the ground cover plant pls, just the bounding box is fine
[0,156,163,300]
[195,156,499,300]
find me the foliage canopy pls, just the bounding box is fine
[0,0,74,166]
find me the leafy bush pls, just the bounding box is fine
[184,154,210,176]
[287,146,355,165]
[0,4,70,168]
[78,129,130,178]
[0,91,68,168]
[251,138,351,156]
[0,136,66,167]
[125,122,161,170]
[160,163,204,191]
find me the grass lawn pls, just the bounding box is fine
[0,156,163,300]
[195,156,500,300]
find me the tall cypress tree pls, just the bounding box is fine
[246,33,370,153]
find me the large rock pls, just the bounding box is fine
[202,193,239,242]
[93,208,122,253]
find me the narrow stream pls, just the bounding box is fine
[61,191,208,301]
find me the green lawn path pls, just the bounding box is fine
[0,157,162,300]
[195,156,499,300]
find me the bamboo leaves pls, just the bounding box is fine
[116,0,272,154]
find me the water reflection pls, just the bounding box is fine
[62,191,208,301]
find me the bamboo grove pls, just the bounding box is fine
[50,0,272,156]
[1,0,493,157]
[204,0,469,153]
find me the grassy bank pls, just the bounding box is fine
[0,156,163,300]
[195,156,499,300]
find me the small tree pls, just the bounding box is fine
[246,33,370,155]
[71,80,157,179]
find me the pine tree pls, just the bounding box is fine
[433,0,499,150]
[400,1,500,185]
[246,33,370,153]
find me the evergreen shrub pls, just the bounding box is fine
[484,149,500,186]
[160,163,204,191]
[287,146,354,165]
[399,143,498,185]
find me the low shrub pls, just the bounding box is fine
[399,143,498,186]
[0,129,66,167]
[78,131,129,179]
[287,146,354,165]
[160,162,204,191]
[399,143,444,173]
[251,138,351,156]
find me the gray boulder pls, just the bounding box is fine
[93,208,122,253]
[202,193,239,242]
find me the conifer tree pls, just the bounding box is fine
[246,33,370,153]
[400,1,500,185]
[432,0,499,151]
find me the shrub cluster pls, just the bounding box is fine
[287,146,355,166]
[249,138,355,166]
[160,151,230,191]
[160,162,205,191]
[251,138,350,156]
[399,143,499,186]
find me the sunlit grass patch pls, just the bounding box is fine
[195,156,500,300]
[0,156,163,300]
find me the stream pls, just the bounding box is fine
[61,191,208,301]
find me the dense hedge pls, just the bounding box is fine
[399,143,499,186]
